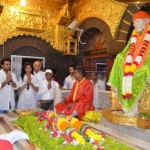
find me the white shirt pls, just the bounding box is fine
[33,70,45,100]
[90,79,105,90]
[0,69,18,110]
[63,75,76,89]
[33,70,45,84]
[38,79,59,100]
[18,74,38,109]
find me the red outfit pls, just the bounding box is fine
[55,78,95,119]
[0,140,13,150]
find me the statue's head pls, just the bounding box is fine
[132,11,149,33]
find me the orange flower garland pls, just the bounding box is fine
[72,121,84,130]
[122,24,150,99]
[59,121,70,131]
[56,117,85,145]
[68,117,103,143]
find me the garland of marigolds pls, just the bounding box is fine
[122,24,150,99]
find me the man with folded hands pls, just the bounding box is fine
[38,69,59,110]
[0,58,18,113]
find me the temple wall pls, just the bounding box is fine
[72,0,127,37]
[0,0,128,60]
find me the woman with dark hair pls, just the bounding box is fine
[18,62,39,109]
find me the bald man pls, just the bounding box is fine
[33,61,45,102]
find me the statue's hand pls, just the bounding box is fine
[147,77,150,84]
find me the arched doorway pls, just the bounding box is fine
[12,46,44,57]
[2,35,56,66]
[11,46,45,79]
[76,17,114,89]
[78,17,114,55]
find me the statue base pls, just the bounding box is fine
[102,109,150,129]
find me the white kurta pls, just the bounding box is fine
[38,79,59,100]
[90,79,105,90]
[33,71,45,101]
[63,75,76,89]
[18,74,38,109]
[0,69,18,110]
[90,79,105,108]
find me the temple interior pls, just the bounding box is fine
[0,0,150,150]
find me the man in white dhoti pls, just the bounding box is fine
[38,69,59,110]
[0,58,18,113]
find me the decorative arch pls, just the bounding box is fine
[0,35,55,58]
[12,46,44,57]
[74,17,114,89]
[78,17,114,55]
[0,35,80,81]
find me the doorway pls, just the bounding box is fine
[11,55,45,79]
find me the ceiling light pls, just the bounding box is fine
[20,0,26,7]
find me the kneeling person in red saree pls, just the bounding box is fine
[55,66,95,119]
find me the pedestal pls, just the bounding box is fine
[102,109,150,129]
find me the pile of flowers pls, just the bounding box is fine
[68,117,104,144]
[35,110,105,149]
[14,111,134,150]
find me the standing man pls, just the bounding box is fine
[38,69,59,110]
[90,72,105,90]
[33,60,45,103]
[0,58,18,112]
[56,66,95,119]
[63,65,76,89]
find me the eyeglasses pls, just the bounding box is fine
[27,84,29,90]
